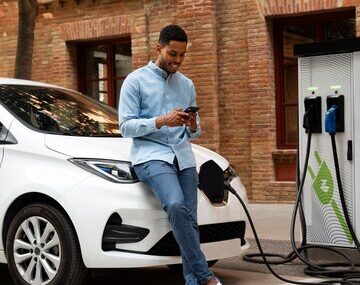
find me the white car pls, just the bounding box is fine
[0,77,249,285]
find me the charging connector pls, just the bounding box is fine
[304,97,322,133]
[326,95,344,133]
[325,105,338,134]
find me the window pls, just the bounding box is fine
[78,39,132,109]
[0,85,120,136]
[273,10,355,148]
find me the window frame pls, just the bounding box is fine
[273,9,355,149]
[77,37,131,108]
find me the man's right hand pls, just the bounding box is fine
[156,108,189,128]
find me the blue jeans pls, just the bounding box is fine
[134,159,214,285]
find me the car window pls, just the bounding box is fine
[0,85,121,137]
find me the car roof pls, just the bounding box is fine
[0,77,64,89]
[0,77,80,94]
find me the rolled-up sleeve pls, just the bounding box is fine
[119,75,159,138]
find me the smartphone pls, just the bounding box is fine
[184,106,199,113]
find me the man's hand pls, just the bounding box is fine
[164,108,190,127]
[156,108,198,130]
[156,108,190,128]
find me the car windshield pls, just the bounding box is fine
[0,84,121,137]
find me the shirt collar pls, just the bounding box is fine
[147,61,171,79]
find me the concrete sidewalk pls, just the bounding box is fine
[245,203,301,241]
[220,202,304,258]
[213,203,320,284]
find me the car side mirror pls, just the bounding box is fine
[0,122,17,145]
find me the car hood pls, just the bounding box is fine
[45,135,229,170]
[191,144,229,170]
[45,135,132,161]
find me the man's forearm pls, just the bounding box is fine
[120,117,158,138]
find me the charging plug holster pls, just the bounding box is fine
[304,96,322,133]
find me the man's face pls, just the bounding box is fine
[156,40,187,73]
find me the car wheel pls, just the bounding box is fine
[5,203,87,285]
[167,259,219,272]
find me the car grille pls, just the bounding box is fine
[147,221,246,256]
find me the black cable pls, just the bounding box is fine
[225,181,350,284]
[225,181,320,285]
[226,106,360,284]
[299,133,360,279]
[288,132,357,278]
[226,181,359,284]
[242,129,313,266]
[330,134,360,249]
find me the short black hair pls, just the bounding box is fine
[158,25,188,45]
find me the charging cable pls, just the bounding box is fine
[225,104,360,284]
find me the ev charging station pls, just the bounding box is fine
[236,39,360,284]
[295,38,360,249]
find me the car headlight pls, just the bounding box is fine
[68,158,139,183]
[224,164,238,183]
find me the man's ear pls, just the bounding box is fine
[156,43,164,54]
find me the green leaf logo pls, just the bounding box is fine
[312,160,334,205]
[307,150,352,243]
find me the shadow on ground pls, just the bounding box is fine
[0,264,185,285]
[215,239,307,277]
[0,239,308,285]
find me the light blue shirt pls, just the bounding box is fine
[119,61,201,170]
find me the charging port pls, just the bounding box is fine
[304,96,322,133]
[326,95,344,133]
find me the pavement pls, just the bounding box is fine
[0,203,327,285]
[212,203,316,285]
[244,203,301,241]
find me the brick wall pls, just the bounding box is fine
[1,0,360,202]
[215,0,252,198]
[251,0,360,202]
[176,0,220,152]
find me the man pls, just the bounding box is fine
[119,25,222,285]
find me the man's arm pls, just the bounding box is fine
[119,75,163,138]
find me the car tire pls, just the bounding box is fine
[167,259,218,272]
[5,203,87,285]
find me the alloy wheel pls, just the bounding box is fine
[13,216,61,285]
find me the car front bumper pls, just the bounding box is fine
[60,175,249,268]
